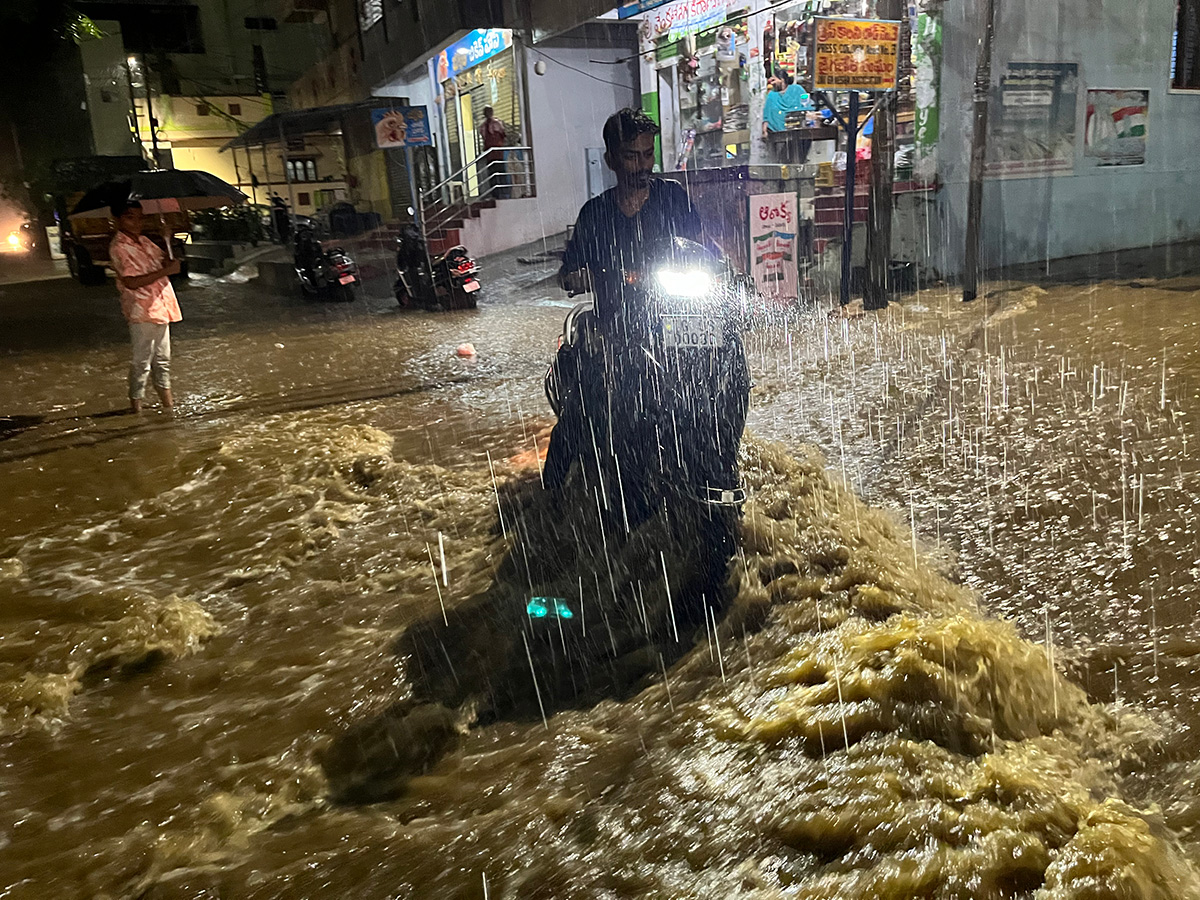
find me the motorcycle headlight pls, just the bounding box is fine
[653,267,714,300]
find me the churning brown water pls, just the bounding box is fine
[0,264,1197,897]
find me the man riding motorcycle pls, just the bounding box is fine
[545,108,750,542]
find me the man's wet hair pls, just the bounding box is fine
[603,108,660,157]
[111,198,142,218]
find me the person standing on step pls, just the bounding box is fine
[478,106,510,200]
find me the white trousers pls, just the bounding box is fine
[128,322,171,400]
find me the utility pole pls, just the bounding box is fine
[864,0,902,311]
[137,54,161,168]
[962,0,997,301]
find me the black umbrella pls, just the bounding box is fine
[69,170,247,220]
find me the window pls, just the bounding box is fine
[228,103,242,116]
[286,159,318,182]
[244,16,277,30]
[297,192,311,206]
[1174,0,1200,89]
[196,104,209,116]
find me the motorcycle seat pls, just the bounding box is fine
[431,245,468,266]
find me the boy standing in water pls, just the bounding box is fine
[109,199,182,413]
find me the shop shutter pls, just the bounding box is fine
[466,48,522,145]
[444,88,462,173]
[386,149,412,220]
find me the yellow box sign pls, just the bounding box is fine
[813,17,901,91]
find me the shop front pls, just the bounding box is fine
[430,29,527,200]
[619,0,939,293]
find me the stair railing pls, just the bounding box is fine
[420,147,536,237]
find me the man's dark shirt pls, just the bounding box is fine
[560,179,701,332]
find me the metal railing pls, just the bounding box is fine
[421,147,536,236]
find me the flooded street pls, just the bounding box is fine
[1,254,1198,897]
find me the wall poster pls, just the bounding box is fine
[1085,89,1148,166]
[372,107,433,150]
[749,193,799,303]
[985,61,1078,179]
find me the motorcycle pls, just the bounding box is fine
[393,224,481,310]
[544,237,754,526]
[294,225,360,302]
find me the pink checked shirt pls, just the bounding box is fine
[110,231,183,325]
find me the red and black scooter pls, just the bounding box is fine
[393,224,481,310]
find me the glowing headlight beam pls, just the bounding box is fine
[653,268,713,300]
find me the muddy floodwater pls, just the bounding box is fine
[0,259,1197,897]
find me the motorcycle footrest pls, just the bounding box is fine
[695,484,748,507]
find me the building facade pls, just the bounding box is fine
[932,0,1200,274]
[73,1,340,215]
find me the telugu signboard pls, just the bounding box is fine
[436,29,512,83]
[1085,89,1148,166]
[749,193,799,304]
[985,62,1078,179]
[813,17,901,91]
[372,107,432,150]
[638,0,731,52]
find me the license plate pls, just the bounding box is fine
[463,280,480,293]
[338,274,356,285]
[662,315,723,349]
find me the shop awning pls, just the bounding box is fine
[219,100,396,152]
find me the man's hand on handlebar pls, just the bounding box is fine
[559,268,591,297]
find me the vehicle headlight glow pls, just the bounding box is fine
[7,233,18,248]
[654,267,714,300]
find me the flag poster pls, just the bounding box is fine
[1085,89,1148,166]
[749,193,799,302]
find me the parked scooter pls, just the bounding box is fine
[294,224,360,302]
[393,224,481,310]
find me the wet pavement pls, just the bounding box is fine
[1,243,1198,896]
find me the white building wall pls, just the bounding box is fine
[934,0,1200,276]
[370,25,653,254]
[516,37,640,243]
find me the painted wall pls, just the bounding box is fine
[934,0,1200,275]
[518,30,639,240]
[80,22,140,157]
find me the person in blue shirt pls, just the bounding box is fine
[762,69,816,137]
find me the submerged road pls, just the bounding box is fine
[0,243,1197,895]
